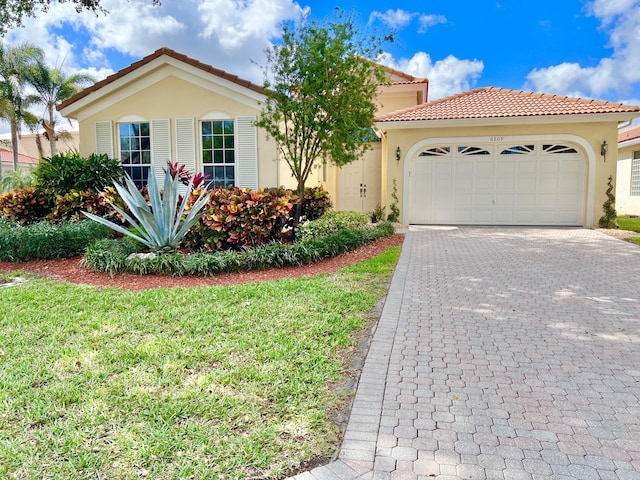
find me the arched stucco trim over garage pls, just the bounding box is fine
[401,134,597,227]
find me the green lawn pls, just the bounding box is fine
[616,215,640,245]
[0,247,400,480]
[617,215,640,232]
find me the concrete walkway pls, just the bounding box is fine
[288,227,640,480]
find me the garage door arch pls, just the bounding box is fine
[402,135,596,226]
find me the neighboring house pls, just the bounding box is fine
[0,147,39,175]
[376,88,639,227]
[0,125,79,161]
[58,47,640,227]
[616,125,640,216]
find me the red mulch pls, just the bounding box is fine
[0,234,404,290]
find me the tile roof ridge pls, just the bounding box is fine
[58,46,264,111]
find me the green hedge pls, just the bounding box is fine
[82,222,395,276]
[0,219,111,262]
[297,210,371,242]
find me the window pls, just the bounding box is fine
[543,144,578,154]
[419,146,451,157]
[119,122,151,187]
[632,151,640,196]
[458,146,490,155]
[501,145,535,155]
[201,120,235,187]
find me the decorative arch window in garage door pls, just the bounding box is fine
[409,141,586,226]
[501,145,535,155]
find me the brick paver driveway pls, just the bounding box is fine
[291,227,640,480]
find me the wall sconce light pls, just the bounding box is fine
[395,146,401,162]
[601,139,608,161]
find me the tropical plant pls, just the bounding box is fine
[27,62,94,156]
[0,42,44,174]
[83,169,211,252]
[0,168,33,193]
[255,10,392,225]
[34,151,124,195]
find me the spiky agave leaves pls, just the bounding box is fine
[83,170,211,252]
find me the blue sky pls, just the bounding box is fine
[2,0,640,134]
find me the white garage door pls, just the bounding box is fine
[409,143,586,225]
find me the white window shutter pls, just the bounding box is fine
[236,116,258,190]
[95,121,113,158]
[151,118,171,188]
[175,117,196,173]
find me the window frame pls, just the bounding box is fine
[118,121,152,188]
[631,150,640,197]
[200,118,236,188]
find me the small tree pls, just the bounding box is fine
[598,175,618,229]
[256,10,391,225]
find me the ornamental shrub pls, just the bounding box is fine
[34,151,124,195]
[0,219,110,261]
[296,210,371,242]
[184,187,298,251]
[0,187,54,225]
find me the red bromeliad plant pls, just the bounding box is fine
[165,162,211,189]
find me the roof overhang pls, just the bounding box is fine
[376,112,640,130]
[59,53,266,119]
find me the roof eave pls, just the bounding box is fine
[376,112,640,130]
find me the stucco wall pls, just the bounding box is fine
[382,120,619,227]
[616,143,640,215]
[74,70,280,188]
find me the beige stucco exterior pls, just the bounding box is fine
[616,140,640,215]
[60,54,280,189]
[379,119,622,227]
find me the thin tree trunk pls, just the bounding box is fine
[10,118,19,171]
[47,106,56,156]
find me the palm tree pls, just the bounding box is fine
[28,63,94,156]
[0,42,44,171]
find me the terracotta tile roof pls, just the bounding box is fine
[377,87,640,122]
[58,47,265,111]
[381,64,428,86]
[619,125,640,143]
[0,148,39,165]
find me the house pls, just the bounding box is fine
[616,125,640,216]
[57,47,427,211]
[58,47,640,227]
[0,147,39,175]
[0,124,79,161]
[376,88,639,227]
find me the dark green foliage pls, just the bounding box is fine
[598,175,618,229]
[82,222,395,276]
[297,210,371,242]
[0,186,54,224]
[184,187,298,251]
[387,178,400,223]
[46,188,124,224]
[0,218,110,261]
[34,151,124,195]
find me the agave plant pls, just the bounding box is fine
[83,169,211,252]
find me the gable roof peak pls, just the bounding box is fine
[58,47,265,112]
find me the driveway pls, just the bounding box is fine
[289,227,640,480]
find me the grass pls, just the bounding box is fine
[0,246,400,480]
[616,215,640,245]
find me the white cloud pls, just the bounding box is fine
[418,14,447,33]
[369,9,416,29]
[380,51,484,100]
[0,0,307,134]
[525,0,640,99]
[198,0,306,50]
